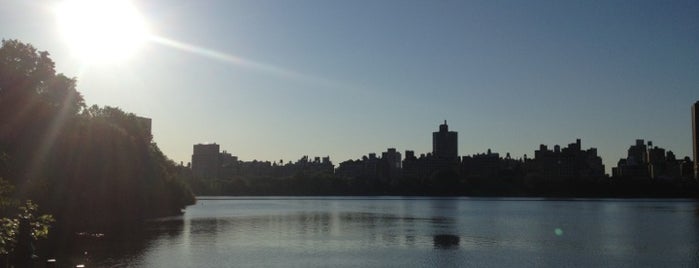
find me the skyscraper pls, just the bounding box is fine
[693,101,699,180]
[433,120,458,159]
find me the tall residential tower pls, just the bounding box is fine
[433,120,458,160]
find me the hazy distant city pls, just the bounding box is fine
[183,101,699,197]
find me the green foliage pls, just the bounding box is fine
[0,187,53,255]
[0,217,16,255]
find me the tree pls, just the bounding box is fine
[0,39,85,185]
[0,39,84,122]
[0,39,194,237]
[0,179,53,266]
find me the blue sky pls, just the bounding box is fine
[2,0,698,172]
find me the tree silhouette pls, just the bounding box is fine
[0,40,194,239]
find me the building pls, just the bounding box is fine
[693,101,699,179]
[292,155,334,175]
[528,139,604,181]
[192,141,336,180]
[627,139,648,166]
[192,143,220,179]
[134,116,152,138]
[462,149,501,179]
[399,122,461,181]
[432,120,458,160]
[402,150,418,179]
[612,139,691,181]
[382,148,402,182]
[336,153,383,181]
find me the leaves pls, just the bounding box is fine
[0,178,53,255]
[0,217,18,255]
[0,200,53,255]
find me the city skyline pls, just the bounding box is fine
[186,118,695,197]
[191,119,694,177]
[1,0,697,173]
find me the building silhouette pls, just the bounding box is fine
[382,148,402,183]
[192,143,221,179]
[527,139,604,181]
[337,122,461,186]
[433,120,458,160]
[192,142,334,181]
[401,152,435,181]
[183,106,699,195]
[134,116,152,139]
[336,149,399,185]
[612,139,693,180]
[461,149,503,179]
[693,101,699,180]
[401,150,419,180]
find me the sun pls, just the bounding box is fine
[55,0,150,63]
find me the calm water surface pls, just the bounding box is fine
[100,197,699,267]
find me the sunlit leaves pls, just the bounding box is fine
[0,199,53,255]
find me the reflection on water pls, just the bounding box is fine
[85,198,698,267]
[433,234,460,249]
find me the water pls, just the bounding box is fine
[96,197,699,267]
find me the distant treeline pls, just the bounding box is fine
[185,169,699,198]
[0,40,195,237]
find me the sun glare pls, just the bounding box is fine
[55,0,150,63]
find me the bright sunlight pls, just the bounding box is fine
[55,0,150,63]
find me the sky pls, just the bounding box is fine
[1,0,698,173]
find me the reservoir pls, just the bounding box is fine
[92,197,698,267]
